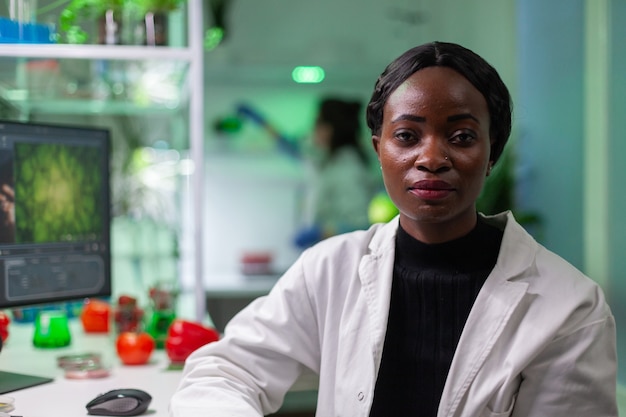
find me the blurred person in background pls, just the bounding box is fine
[236,97,379,248]
[294,97,377,247]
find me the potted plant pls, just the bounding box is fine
[59,0,125,44]
[476,144,542,237]
[132,0,186,13]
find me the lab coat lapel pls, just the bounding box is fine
[329,221,396,416]
[439,212,534,417]
[359,219,398,374]
[439,273,528,416]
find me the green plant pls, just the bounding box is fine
[131,0,186,13]
[59,0,125,43]
[476,144,542,235]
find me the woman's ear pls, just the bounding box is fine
[486,161,494,176]
[372,135,381,158]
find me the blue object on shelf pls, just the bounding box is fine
[0,17,56,44]
[11,300,86,323]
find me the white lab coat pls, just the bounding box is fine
[170,211,617,417]
[311,147,375,233]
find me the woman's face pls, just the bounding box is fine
[313,119,332,150]
[372,66,493,243]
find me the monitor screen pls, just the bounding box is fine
[0,120,111,309]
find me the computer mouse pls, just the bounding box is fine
[86,388,152,416]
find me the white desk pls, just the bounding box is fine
[203,273,280,333]
[0,320,182,417]
[0,315,318,417]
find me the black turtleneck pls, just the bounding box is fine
[369,217,503,417]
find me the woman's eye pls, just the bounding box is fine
[451,132,476,144]
[394,130,415,142]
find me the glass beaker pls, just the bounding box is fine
[145,281,178,349]
[33,310,71,348]
[9,0,37,23]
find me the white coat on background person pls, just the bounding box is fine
[235,98,378,249]
[294,97,377,248]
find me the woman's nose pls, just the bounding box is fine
[414,139,451,172]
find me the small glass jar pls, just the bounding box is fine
[33,310,71,348]
[145,281,178,349]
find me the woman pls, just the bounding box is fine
[294,97,376,248]
[170,42,617,417]
[235,98,377,248]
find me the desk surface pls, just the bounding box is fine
[0,315,318,417]
[203,272,280,298]
[0,320,182,417]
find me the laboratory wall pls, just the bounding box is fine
[608,0,626,387]
[517,0,626,393]
[516,0,585,268]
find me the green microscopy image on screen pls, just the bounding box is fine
[13,142,105,243]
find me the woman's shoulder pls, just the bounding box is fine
[492,211,599,287]
[493,212,612,325]
[313,219,389,247]
[299,220,395,266]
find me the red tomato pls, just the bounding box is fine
[165,319,220,364]
[80,299,111,333]
[0,312,9,342]
[116,332,155,365]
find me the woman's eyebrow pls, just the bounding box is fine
[391,113,479,124]
[392,114,426,123]
[447,113,479,123]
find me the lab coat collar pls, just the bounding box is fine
[360,211,537,416]
[358,216,398,372]
[442,211,534,416]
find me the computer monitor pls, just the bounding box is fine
[0,120,111,393]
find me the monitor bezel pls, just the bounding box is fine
[0,119,112,309]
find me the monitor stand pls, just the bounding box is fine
[0,370,53,394]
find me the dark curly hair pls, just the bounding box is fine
[317,97,369,165]
[366,41,512,164]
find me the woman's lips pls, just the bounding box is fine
[410,180,454,200]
